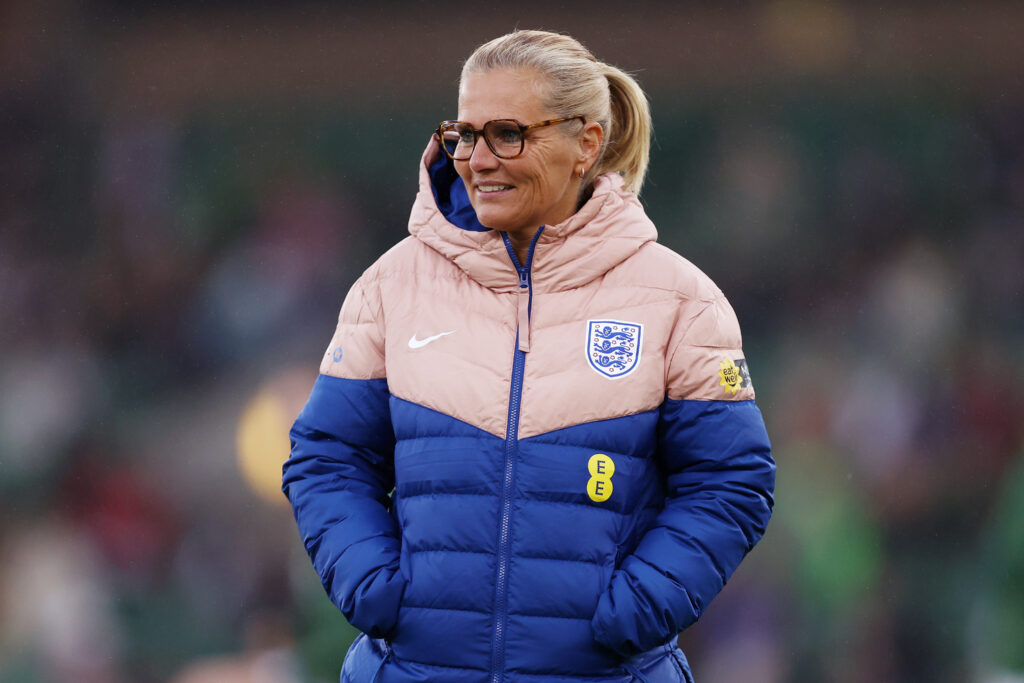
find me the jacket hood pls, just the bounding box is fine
[408,140,658,293]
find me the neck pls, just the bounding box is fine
[507,226,539,266]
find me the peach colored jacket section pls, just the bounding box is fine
[320,143,754,439]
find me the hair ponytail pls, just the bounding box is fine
[592,64,651,195]
[462,30,653,196]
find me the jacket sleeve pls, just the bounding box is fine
[282,274,405,638]
[591,293,775,655]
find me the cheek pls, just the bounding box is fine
[453,161,471,184]
[525,160,560,194]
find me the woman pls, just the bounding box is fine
[283,30,775,683]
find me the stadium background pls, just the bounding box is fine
[2,1,1023,681]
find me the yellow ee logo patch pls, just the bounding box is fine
[587,453,615,503]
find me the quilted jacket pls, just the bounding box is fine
[282,141,775,682]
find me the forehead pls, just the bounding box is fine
[457,68,551,125]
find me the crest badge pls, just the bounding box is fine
[586,320,643,379]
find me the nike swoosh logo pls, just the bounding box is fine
[408,330,455,349]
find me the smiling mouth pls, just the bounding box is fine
[477,184,514,193]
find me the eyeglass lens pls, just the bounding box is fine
[441,121,523,160]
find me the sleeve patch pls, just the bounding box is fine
[718,357,753,395]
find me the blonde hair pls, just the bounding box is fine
[462,30,652,195]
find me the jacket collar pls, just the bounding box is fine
[408,140,657,293]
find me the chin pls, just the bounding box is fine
[475,210,519,233]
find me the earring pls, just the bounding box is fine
[578,166,585,179]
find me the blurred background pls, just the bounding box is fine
[2,1,1022,681]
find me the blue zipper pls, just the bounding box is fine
[489,227,543,683]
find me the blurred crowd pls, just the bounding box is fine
[1,3,1022,682]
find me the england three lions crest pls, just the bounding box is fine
[587,320,643,379]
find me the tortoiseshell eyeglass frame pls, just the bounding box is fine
[435,116,586,160]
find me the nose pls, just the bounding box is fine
[467,136,500,173]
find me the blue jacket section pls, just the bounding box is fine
[285,376,774,681]
[284,375,405,638]
[592,398,775,655]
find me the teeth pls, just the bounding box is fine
[478,185,512,192]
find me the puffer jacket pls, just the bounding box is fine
[283,141,775,683]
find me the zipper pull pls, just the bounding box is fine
[517,268,530,352]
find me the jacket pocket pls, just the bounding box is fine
[614,542,626,569]
[623,646,693,683]
[669,647,695,683]
[623,663,652,683]
[340,635,391,682]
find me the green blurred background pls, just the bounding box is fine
[1,2,1022,681]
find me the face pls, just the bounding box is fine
[454,69,601,238]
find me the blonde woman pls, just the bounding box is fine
[284,29,775,683]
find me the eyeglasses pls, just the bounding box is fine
[436,116,585,161]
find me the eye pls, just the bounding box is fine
[439,124,478,160]
[493,125,522,145]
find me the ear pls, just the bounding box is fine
[578,121,604,167]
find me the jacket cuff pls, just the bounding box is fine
[590,569,668,656]
[338,561,407,638]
